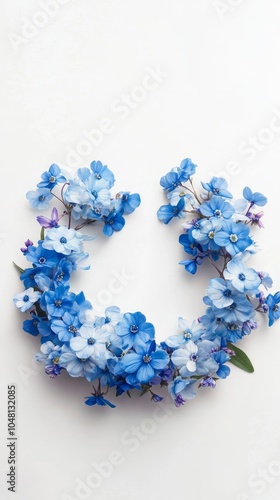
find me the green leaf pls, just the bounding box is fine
[40,227,45,240]
[13,262,24,274]
[227,342,254,373]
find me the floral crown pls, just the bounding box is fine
[13,159,280,409]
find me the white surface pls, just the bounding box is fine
[1,1,280,499]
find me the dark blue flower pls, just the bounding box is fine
[116,192,141,215]
[103,210,125,236]
[25,243,60,268]
[157,198,185,224]
[115,312,155,349]
[119,341,169,384]
[85,395,116,408]
[266,292,280,326]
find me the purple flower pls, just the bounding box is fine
[37,207,61,229]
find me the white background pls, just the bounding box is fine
[1,1,280,499]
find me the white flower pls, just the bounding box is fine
[13,287,41,312]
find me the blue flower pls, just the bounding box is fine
[200,195,235,220]
[171,340,218,376]
[160,171,181,192]
[179,256,203,275]
[25,243,60,268]
[178,158,197,182]
[43,286,76,318]
[37,164,66,189]
[70,324,110,365]
[90,160,115,188]
[192,219,222,252]
[119,341,169,384]
[85,395,116,408]
[212,350,230,379]
[42,226,84,255]
[201,177,232,199]
[36,341,63,378]
[223,258,261,292]
[23,315,40,336]
[157,198,185,224]
[206,294,254,324]
[206,278,236,308]
[20,266,51,288]
[115,312,155,349]
[13,287,42,312]
[51,312,81,342]
[179,230,200,256]
[164,318,203,349]
[26,188,53,209]
[243,187,267,207]
[59,345,102,381]
[168,376,197,404]
[266,292,280,326]
[116,192,141,214]
[103,210,125,236]
[53,258,73,285]
[214,220,253,256]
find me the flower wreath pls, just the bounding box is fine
[14,159,280,409]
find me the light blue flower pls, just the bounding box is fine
[70,324,110,365]
[171,340,218,377]
[51,312,81,342]
[36,341,62,378]
[243,186,267,207]
[90,160,115,188]
[13,287,42,312]
[164,318,203,348]
[26,188,53,209]
[207,294,254,323]
[224,258,261,292]
[59,345,102,381]
[192,219,222,251]
[200,195,235,220]
[42,226,84,255]
[168,376,197,405]
[201,177,232,199]
[214,220,253,256]
[206,278,235,308]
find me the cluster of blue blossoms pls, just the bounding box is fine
[14,160,280,409]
